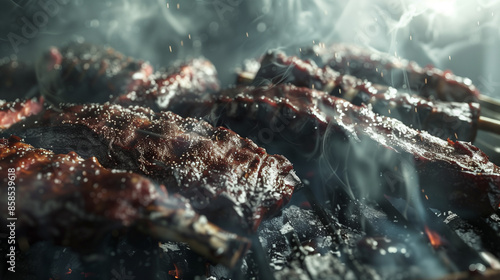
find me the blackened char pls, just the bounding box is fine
[305,43,480,102]
[114,58,220,110]
[254,52,480,142]
[0,97,44,130]
[0,136,249,267]
[36,43,153,104]
[168,84,500,217]
[7,104,300,234]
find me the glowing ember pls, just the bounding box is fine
[168,263,181,279]
[424,226,443,249]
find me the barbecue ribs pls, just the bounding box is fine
[36,42,153,104]
[0,136,249,267]
[252,51,480,142]
[167,84,500,217]
[6,104,301,234]
[115,58,220,110]
[0,97,44,130]
[305,43,479,102]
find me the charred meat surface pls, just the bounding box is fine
[236,58,262,85]
[0,97,44,130]
[36,43,153,104]
[114,58,220,110]
[167,84,500,217]
[7,104,300,234]
[0,136,249,267]
[305,43,479,102]
[254,52,480,142]
[0,58,39,101]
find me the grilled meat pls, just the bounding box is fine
[305,43,479,102]
[167,84,500,217]
[6,104,300,234]
[0,97,44,130]
[36,43,153,104]
[0,136,249,267]
[115,58,220,110]
[253,52,480,142]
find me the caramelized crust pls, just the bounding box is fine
[8,104,300,233]
[168,84,500,216]
[37,43,153,103]
[0,97,44,130]
[306,43,480,102]
[0,136,249,267]
[115,58,220,110]
[254,52,480,142]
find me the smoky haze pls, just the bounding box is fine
[1,0,499,94]
[1,2,500,275]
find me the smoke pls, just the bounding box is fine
[1,0,499,273]
[1,0,498,203]
[1,0,499,92]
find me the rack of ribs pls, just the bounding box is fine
[114,58,220,110]
[0,136,249,267]
[250,51,480,142]
[304,43,479,102]
[36,42,153,104]
[165,84,500,217]
[5,104,301,235]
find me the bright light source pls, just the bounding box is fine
[425,0,457,16]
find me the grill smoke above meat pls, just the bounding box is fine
[36,42,153,104]
[6,104,300,234]
[166,84,500,217]
[0,58,39,101]
[252,51,480,142]
[306,43,480,103]
[0,136,249,267]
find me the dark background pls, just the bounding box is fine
[1,0,500,93]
